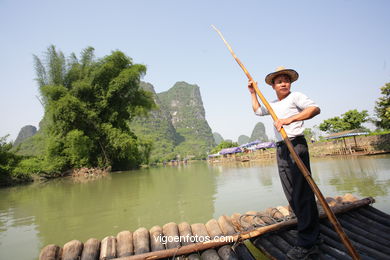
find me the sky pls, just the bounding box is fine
[0,0,389,142]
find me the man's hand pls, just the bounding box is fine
[248,80,256,94]
[274,118,293,131]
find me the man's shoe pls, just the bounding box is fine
[286,245,319,260]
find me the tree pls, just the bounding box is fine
[210,140,239,154]
[0,135,27,186]
[303,128,314,142]
[374,83,390,130]
[319,109,369,133]
[33,46,155,172]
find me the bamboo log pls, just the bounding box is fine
[322,217,390,255]
[39,244,62,260]
[253,237,283,260]
[320,223,389,259]
[178,222,201,259]
[177,222,193,246]
[116,231,133,257]
[255,211,274,225]
[229,213,244,231]
[343,193,358,203]
[325,197,337,207]
[81,238,100,260]
[201,249,221,260]
[340,214,390,240]
[217,245,238,260]
[191,223,209,241]
[241,211,261,227]
[337,215,390,247]
[346,211,390,234]
[266,234,291,254]
[100,236,116,260]
[265,208,284,220]
[192,223,220,259]
[111,197,374,260]
[162,222,180,249]
[359,207,390,227]
[187,254,201,260]
[275,206,290,217]
[217,216,236,235]
[133,228,150,255]
[62,240,83,260]
[205,219,223,238]
[366,205,390,219]
[149,226,165,252]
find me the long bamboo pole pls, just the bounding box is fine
[211,25,361,260]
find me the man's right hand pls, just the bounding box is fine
[248,80,256,94]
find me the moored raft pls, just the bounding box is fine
[39,194,390,260]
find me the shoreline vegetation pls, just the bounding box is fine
[1,132,389,188]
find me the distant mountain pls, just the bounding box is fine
[213,132,224,145]
[249,122,268,142]
[14,125,37,146]
[238,135,250,145]
[158,81,215,159]
[131,82,179,162]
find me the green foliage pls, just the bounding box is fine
[13,131,46,157]
[374,83,390,130]
[0,135,30,186]
[29,45,155,173]
[319,109,369,133]
[210,140,239,154]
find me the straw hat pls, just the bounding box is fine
[265,66,299,85]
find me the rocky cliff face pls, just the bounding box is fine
[14,125,37,146]
[249,122,269,142]
[131,81,215,161]
[131,82,179,161]
[157,82,215,158]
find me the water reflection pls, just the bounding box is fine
[312,156,390,198]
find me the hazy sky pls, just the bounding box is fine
[1,0,389,142]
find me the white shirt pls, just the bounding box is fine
[255,92,318,142]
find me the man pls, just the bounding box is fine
[248,66,321,259]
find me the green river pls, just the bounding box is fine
[1,155,389,260]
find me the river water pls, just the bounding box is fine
[0,155,389,260]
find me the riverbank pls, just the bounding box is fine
[0,166,112,187]
[208,133,390,164]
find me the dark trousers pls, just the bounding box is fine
[276,136,320,248]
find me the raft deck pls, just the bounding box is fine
[39,194,390,260]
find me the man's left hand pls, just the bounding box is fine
[274,118,293,131]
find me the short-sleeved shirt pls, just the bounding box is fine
[255,92,318,142]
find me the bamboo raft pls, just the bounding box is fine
[39,194,390,260]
